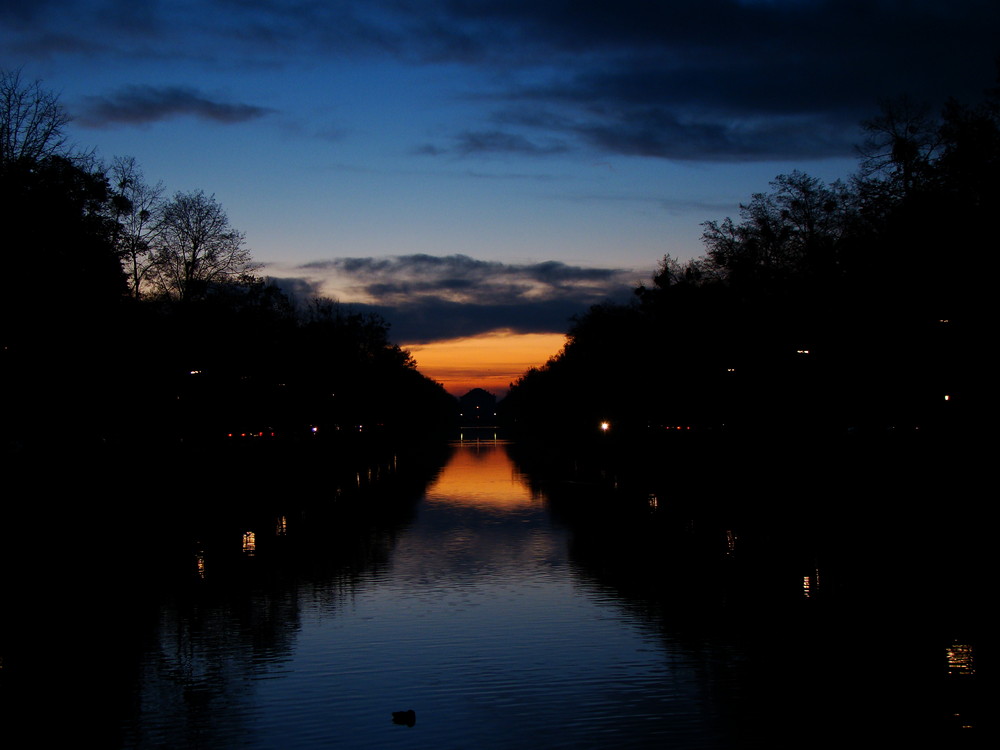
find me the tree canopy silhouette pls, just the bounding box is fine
[108,155,163,300]
[3,70,457,449]
[0,68,71,166]
[150,190,259,302]
[504,74,997,437]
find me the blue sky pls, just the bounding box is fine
[4,1,997,367]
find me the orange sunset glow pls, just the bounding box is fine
[405,329,566,397]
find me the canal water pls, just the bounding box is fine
[1,436,987,748]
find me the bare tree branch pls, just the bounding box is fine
[150,190,260,301]
[107,155,164,299]
[0,68,71,165]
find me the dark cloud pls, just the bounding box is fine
[7,1,997,159]
[267,275,324,306]
[296,254,636,341]
[568,108,853,161]
[76,85,273,127]
[400,0,1000,161]
[0,0,51,22]
[452,130,570,156]
[341,297,598,343]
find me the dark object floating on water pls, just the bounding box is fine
[392,709,416,727]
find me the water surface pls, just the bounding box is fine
[2,437,986,748]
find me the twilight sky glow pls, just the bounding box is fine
[4,1,997,395]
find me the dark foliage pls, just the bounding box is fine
[2,153,128,443]
[1,72,456,451]
[93,283,457,446]
[503,78,996,438]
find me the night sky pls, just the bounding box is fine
[4,1,997,394]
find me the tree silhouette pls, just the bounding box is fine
[0,68,71,166]
[107,155,163,300]
[1,71,460,450]
[701,171,853,288]
[150,190,259,301]
[855,96,941,204]
[505,72,1000,437]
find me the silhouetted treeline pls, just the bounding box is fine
[1,69,455,450]
[503,81,996,438]
[104,289,457,445]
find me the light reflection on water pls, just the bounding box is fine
[122,441,733,749]
[8,439,983,748]
[264,441,719,749]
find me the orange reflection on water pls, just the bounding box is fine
[946,642,975,676]
[425,441,536,511]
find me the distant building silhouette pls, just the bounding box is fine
[458,388,497,426]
